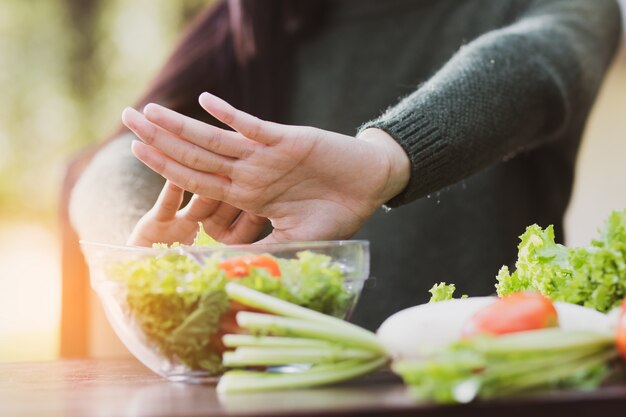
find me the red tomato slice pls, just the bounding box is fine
[616,298,626,360]
[219,255,281,278]
[462,292,559,338]
[210,301,267,355]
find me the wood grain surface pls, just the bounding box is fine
[1,359,625,417]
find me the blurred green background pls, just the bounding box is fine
[0,0,207,221]
[0,0,209,361]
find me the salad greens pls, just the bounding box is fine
[112,225,351,374]
[429,210,626,312]
[392,329,617,403]
[496,209,626,312]
[429,283,457,302]
[429,282,467,302]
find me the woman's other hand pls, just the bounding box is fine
[122,93,410,243]
[127,180,267,247]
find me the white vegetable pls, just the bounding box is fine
[377,297,495,359]
[554,302,612,334]
[377,297,612,359]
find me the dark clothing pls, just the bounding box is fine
[70,0,622,330]
[287,0,621,329]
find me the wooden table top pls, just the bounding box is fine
[1,359,626,417]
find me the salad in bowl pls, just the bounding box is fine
[80,226,369,382]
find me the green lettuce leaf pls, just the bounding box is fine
[496,209,626,312]
[193,223,224,247]
[279,250,350,317]
[428,282,457,303]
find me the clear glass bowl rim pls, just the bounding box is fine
[80,239,370,256]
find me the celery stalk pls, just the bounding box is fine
[473,329,615,356]
[481,349,617,397]
[222,334,336,349]
[226,283,384,352]
[485,345,612,379]
[223,346,379,367]
[220,284,388,393]
[236,311,385,354]
[217,357,388,394]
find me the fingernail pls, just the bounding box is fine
[121,107,134,122]
[143,102,158,115]
[130,139,141,152]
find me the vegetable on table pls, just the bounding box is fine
[377,297,495,359]
[377,294,611,360]
[461,292,558,338]
[111,211,626,400]
[217,283,388,394]
[392,328,618,404]
[217,286,623,402]
[214,211,626,400]
[496,209,626,313]
[388,293,618,403]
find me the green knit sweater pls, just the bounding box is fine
[70,0,622,330]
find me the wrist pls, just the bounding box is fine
[357,128,410,204]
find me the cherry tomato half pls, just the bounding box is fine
[219,255,281,278]
[462,292,559,338]
[616,298,626,360]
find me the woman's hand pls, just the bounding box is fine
[127,181,267,247]
[122,92,410,243]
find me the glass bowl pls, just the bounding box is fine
[80,240,369,383]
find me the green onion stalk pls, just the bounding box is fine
[216,283,388,394]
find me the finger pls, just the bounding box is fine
[143,103,256,159]
[199,92,284,145]
[254,232,281,245]
[181,195,221,222]
[224,213,268,244]
[124,107,234,177]
[202,202,242,235]
[152,181,184,221]
[131,140,233,202]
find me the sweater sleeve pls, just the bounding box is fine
[360,0,622,207]
[68,134,166,244]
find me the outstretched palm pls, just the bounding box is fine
[122,92,409,243]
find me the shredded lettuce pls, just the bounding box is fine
[193,223,223,247]
[428,282,468,303]
[111,225,351,374]
[496,209,626,313]
[429,283,457,303]
[280,251,351,317]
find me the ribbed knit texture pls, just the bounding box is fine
[354,0,623,208]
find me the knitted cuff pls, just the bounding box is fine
[359,112,449,208]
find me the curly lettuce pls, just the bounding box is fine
[429,283,457,303]
[496,210,626,313]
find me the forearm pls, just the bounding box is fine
[69,134,166,244]
[361,0,622,206]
